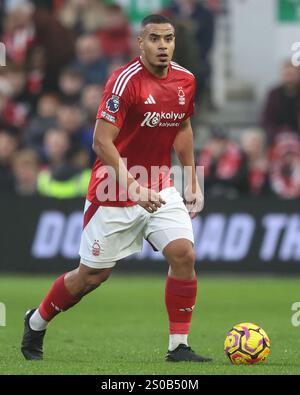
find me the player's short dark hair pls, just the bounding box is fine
[141,14,174,29]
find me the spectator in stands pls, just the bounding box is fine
[96,4,131,61]
[58,67,84,104]
[71,34,108,85]
[5,64,28,103]
[198,126,248,198]
[268,132,300,199]
[167,0,215,105]
[0,128,19,193]
[0,75,15,129]
[25,93,59,152]
[58,0,109,37]
[12,148,40,195]
[2,0,75,91]
[43,128,70,167]
[0,70,28,130]
[262,61,300,144]
[81,84,102,122]
[107,58,129,76]
[80,84,103,165]
[26,46,47,105]
[4,64,31,127]
[240,128,270,197]
[56,103,85,145]
[37,144,91,198]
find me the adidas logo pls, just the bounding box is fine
[144,94,156,104]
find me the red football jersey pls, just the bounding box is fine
[87,57,196,206]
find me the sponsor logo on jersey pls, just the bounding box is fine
[92,240,100,256]
[106,95,120,113]
[178,87,185,105]
[141,111,185,128]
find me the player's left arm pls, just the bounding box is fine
[173,117,204,218]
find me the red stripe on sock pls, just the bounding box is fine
[165,275,197,334]
[39,274,81,321]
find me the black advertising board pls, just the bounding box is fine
[0,196,299,273]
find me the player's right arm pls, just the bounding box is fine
[93,70,165,212]
[92,117,165,213]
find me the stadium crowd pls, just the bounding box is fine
[0,0,300,199]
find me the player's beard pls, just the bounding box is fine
[141,52,171,75]
[156,63,169,70]
[153,58,170,70]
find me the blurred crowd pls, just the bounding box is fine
[199,61,300,200]
[0,0,299,199]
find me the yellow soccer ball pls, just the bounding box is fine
[224,322,270,364]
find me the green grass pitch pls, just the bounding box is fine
[1,274,300,375]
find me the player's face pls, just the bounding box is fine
[139,23,175,69]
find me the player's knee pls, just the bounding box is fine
[183,249,196,268]
[172,247,196,269]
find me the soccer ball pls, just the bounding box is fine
[224,322,270,365]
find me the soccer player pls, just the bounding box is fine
[21,14,212,363]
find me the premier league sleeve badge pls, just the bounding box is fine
[106,95,120,113]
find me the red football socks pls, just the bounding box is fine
[165,275,197,334]
[38,274,81,321]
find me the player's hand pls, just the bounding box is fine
[130,185,166,213]
[184,182,204,219]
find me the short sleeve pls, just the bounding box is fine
[96,72,133,129]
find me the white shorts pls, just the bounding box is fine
[79,187,194,269]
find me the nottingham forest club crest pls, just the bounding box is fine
[106,95,120,113]
[178,87,185,105]
[92,240,100,256]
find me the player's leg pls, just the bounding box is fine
[163,238,197,351]
[145,187,212,362]
[21,263,114,360]
[31,263,114,328]
[21,202,147,360]
[149,232,211,362]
